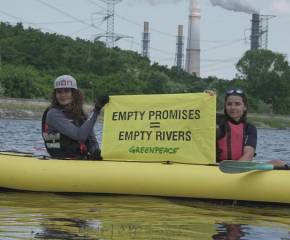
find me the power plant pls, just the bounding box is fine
[96,0,278,77]
[185,0,201,77]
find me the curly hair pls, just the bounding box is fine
[50,89,85,119]
[222,88,248,124]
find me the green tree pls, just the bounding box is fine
[1,22,290,115]
[236,50,290,114]
[0,64,46,98]
[142,70,170,94]
[94,72,144,96]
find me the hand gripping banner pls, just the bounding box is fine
[101,93,216,164]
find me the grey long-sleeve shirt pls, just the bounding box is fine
[46,107,100,153]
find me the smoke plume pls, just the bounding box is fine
[210,0,260,14]
[127,0,183,6]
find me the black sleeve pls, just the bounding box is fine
[46,108,99,142]
[216,113,225,126]
[244,123,257,150]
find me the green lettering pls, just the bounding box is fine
[129,146,135,154]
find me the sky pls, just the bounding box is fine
[0,0,289,80]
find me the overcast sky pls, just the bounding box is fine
[0,0,289,80]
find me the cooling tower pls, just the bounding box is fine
[185,0,200,77]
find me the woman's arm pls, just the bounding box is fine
[238,146,255,161]
[238,123,257,161]
[87,129,100,153]
[46,108,99,142]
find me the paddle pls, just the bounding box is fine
[219,160,289,174]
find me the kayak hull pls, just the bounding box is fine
[0,151,290,204]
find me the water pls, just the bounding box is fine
[0,119,103,153]
[1,119,290,240]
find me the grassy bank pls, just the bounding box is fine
[0,102,94,112]
[1,102,290,129]
[248,116,290,130]
[0,102,100,120]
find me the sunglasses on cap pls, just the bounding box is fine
[226,89,244,94]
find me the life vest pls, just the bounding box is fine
[217,121,246,161]
[41,106,88,159]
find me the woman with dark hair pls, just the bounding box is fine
[206,88,256,162]
[42,75,109,160]
[205,89,287,166]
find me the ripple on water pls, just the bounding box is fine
[0,119,103,152]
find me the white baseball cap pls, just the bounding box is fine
[54,75,77,89]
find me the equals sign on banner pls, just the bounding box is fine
[150,122,160,128]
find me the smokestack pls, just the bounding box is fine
[185,0,200,77]
[250,14,260,50]
[141,22,150,58]
[175,25,184,71]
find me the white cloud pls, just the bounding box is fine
[271,0,290,13]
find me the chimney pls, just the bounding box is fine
[185,0,201,77]
[250,14,260,50]
[141,22,150,58]
[175,25,184,71]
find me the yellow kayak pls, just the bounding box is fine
[0,151,290,204]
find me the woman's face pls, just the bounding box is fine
[56,88,73,108]
[225,95,247,122]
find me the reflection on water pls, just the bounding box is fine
[212,223,247,240]
[1,119,290,239]
[1,192,290,240]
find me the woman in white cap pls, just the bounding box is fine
[42,75,109,160]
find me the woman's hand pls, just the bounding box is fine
[95,95,109,111]
[267,159,287,166]
[204,90,216,96]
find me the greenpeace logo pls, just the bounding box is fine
[56,80,73,87]
[129,146,179,154]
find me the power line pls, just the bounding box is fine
[200,64,236,73]
[86,0,245,44]
[202,39,244,52]
[69,26,93,36]
[201,57,239,68]
[0,9,61,34]
[35,0,98,29]
[32,1,248,59]
[34,19,95,25]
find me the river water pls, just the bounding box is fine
[0,119,290,240]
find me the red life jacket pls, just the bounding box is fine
[218,121,245,161]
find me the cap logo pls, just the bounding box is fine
[56,80,73,87]
[54,75,77,89]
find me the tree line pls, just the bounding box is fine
[0,22,289,114]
